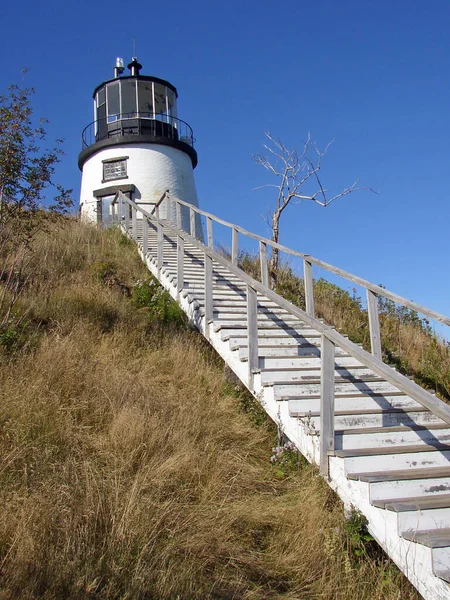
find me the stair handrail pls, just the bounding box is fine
[115,192,450,475]
[163,195,450,329]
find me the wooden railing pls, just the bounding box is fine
[112,191,450,477]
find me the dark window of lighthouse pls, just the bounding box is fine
[138,81,153,117]
[107,82,120,121]
[102,158,128,182]
[121,80,137,116]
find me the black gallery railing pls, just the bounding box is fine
[81,113,195,149]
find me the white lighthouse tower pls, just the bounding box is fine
[78,57,199,228]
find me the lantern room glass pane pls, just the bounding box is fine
[121,80,137,116]
[154,83,166,116]
[107,82,120,120]
[138,81,153,117]
[97,87,105,107]
[166,88,176,118]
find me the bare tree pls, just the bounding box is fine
[253,132,375,288]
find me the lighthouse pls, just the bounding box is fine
[78,57,200,229]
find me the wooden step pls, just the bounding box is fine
[335,443,450,459]
[345,450,450,477]
[348,468,450,484]
[289,395,425,417]
[373,494,450,511]
[370,476,450,503]
[261,367,381,384]
[335,427,450,451]
[399,508,450,536]
[401,529,450,548]
[275,380,401,400]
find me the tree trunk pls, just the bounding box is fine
[269,215,280,290]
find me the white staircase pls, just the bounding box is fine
[113,193,450,600]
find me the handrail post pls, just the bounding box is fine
[259,241,268,288]
[231,227,238,265]
[207,216,213,249]
[111,201,116,225]
[247,284,258,389]
[177,234,184,295]
[304,259,315,317]
[118,195,123,229]
[131,205,137,239]
[320,334,335,477]
[157,214,164,274]
[176,200,182,230]
[142,217,149,256]
[204,252,213,338]
[190,206,196,239]
[367,289,382,360]
[124,201,130,232]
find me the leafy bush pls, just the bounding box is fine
[132,278,187,326]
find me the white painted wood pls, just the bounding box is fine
[204,252,213,338]
[304,259,315,317]
[320,335,335,476]
[142,217,149,255]
[259,241,269,288]
[367,289,382,360]
[247,285,258,387]
[398,508,450,533]
[157,221,164,274]
[370,478,450,502]
[275,379,400,399]
[289,394,422,415]
[207,216,213,248]
[232,227,238,265]
[131,206,137,238]
[176,200,182,230]
[190,206,196,238]
[177,234,184,294]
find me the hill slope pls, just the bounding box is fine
[0,219,419,599]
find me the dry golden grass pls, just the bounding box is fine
[0,220,420,599]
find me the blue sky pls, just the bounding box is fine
[2,0,450,326]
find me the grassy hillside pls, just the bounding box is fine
[0,219,420,599]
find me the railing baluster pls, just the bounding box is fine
[320,334,335,477]
[247,284,258,388]
[304,259,315,317]
[204,252,213,338]
[177,234,184,295]
[190,206,196,238]
[176,201,182,230]
[142,217,149,255]
[124,202,130,232]
[259,241,268,288]
[231,227,238,265]
[118,196,123,228]
[131,206,137,239]
[157,219,164,274]
[207,217,213,249]
[367,289,382,360]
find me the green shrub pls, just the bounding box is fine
[132,279,187,326]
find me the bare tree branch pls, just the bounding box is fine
[253,132,377,288]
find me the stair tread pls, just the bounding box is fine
[373,494,450,511]
[335,442,450,458]
[348,467,450,482]
[401,529,450,548]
